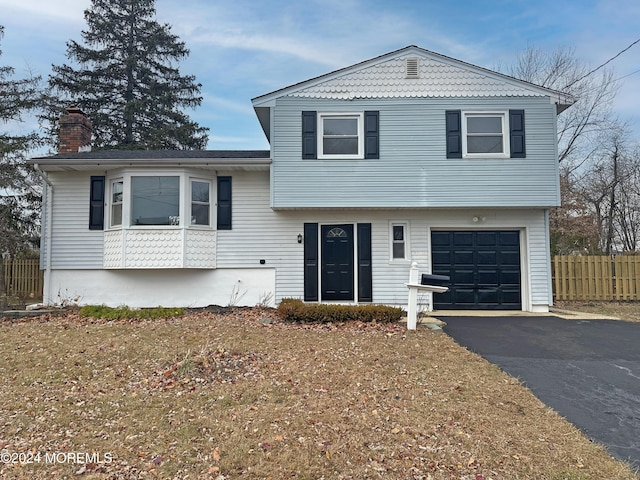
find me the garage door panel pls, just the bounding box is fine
[452,232,474,246]
[431,232,452,246]
[454,251,474,264]
[476,231,498,245]
[477,251,497,265]
[453,289,476,305]
[454,270,475,284]
[432,230,521,310]
[500,231,520,245]
[501,270,521,285]
[501,251,520,266]
[431,250,451,264]
[477,270,499,285]
[478,289,499,304]
[502,289,522,304]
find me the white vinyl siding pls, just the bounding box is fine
[48,172,104,269]
[271,96,559,208]
[216,175,550,307]
[44,170,551,310]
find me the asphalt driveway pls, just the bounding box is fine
[438,315,640,468]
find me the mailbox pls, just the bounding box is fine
[420,273,450,287]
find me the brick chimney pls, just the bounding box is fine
[58,107,92,154]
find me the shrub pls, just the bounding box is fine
[277,298,403,323]
[78,305,184,320]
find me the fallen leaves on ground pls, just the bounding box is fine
[0,308,636,479]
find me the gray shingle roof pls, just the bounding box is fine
[34,149,270,160]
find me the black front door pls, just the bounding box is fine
[321,224,354,301]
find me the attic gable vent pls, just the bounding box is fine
[405,57,419,78]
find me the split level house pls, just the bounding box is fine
[31,45,574,312]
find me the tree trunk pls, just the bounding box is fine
[605,147,619,255]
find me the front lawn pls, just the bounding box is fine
[0,309,636,479]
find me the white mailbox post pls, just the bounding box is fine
[405,262,449,330]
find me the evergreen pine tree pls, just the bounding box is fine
[0,26,43,256]
[47,0,209,150]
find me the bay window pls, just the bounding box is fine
[131,176,180,226]
[105,172,218,229]
[101,171,223,270]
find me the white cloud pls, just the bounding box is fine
[0,0,89,23]
[159,0,477,70]
[202,93,253,115]
[189,30,342,68]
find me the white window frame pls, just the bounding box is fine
[189,178,212,227]
[129,174,181,227]
[317,112,364,159]
[461,111,510,159]
[389,222,410,263]
[105,170,216,231]
[109,178,124,228]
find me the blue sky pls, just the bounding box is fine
[1,0,638,151]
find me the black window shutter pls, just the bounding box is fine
[304,223,319,301]
[509,109,526,158]
[364,111,379,159]
[217,176,232,230]
[89,176,105,230]
[357,223,373,302]
[445,110,462,158]
[302,111,317,159]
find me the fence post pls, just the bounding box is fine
[0,257,6,310]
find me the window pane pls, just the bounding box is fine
[323,137,358,155]
[192,181,209,203]
[111,204,122,227]
[191,203,210,226]
[393,225,404,241]
[393,242,405,259]
[112,181,123,204]
[110,181,123,227]
[467,136,504,153]
[324,118,358,136]
[467,116,502,134]
[131,176,179,226]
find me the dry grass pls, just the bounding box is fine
[0,309,637,479]
[555,301,640,322]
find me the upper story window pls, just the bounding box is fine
[318,113,364,159]
[462,112,508,158]
[446,110,525,159]
[302,111,379,160]
[131,176,180,226]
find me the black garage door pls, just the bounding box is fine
[431,230,521,310]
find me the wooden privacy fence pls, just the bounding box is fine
[2,258,44,299]
[552,255,640,301]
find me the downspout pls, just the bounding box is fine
[545,208,553,308]
[34,164,53,305]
